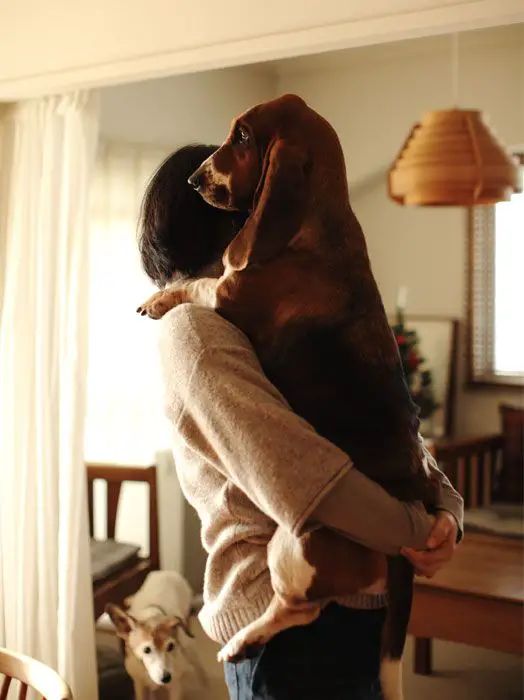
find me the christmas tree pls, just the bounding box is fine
[391,306,439,420]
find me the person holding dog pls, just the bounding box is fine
[139,144,463,700]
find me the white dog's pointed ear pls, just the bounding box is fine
[105,603,137,639]
[165,615,194,639]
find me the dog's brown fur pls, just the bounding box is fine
[138,94,437,698]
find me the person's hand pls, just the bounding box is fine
[400,511,458,578]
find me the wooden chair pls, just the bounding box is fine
[87,464,160,619]
[0,647,72,700]
[431,433,504,509]
[431,405,523,508]
[413,405,523,674]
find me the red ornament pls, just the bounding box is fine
[407,349,420,370]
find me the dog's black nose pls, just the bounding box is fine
[188,170,203,191]
[161,671,172,684]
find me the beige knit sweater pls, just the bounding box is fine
[159,304,463,645]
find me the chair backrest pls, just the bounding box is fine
[435,435,504,508]
[0,648,72,700]
[496,404,524,503]
[86,463,160,568]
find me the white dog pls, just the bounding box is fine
[107,571,207,700]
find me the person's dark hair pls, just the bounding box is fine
[138,144,246,287]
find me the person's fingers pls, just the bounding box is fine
[400,548,428,568]
[402,513,459,579]
[421,547,450,565]
[403,552,441,577]
[413,562,437,576]
[402,548,454,579]
[401,547,438,563]
[400,546,416,560]
[426,515,455,550]
[401,546,451,569]
[418,568,437,578]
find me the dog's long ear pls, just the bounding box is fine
[105,603,137,639]
[225,138,310,271]
[164,615,194,639]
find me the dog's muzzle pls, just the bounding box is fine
[188,158,233,209]
[188,167,205,192]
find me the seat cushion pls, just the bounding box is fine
[91,538,141,583]
[464,504,523,539]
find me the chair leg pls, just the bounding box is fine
[414,637,432,675]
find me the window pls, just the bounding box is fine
[468,153,524,386]
[85,141,172,464]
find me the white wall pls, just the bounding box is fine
[276,25,524,434]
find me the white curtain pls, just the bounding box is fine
[0,93,99,700]
[85,141,171,468]
[86,141,185,572]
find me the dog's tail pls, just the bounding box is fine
[379,555,414,700]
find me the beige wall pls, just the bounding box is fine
[276,25,524,434]
[2,0,521,99]
[99,67,275,148]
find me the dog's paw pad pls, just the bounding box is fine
[217,636,264,663]
[136,292,172,320]
[217,642,245,663]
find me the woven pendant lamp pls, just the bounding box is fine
[388,109,520,206]
[388,34,520,206]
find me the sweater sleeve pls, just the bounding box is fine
[312,439,464,554]
[311,469,434,555]
[421,440,464,540]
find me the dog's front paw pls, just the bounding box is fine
[217,635,263,664]
[217,636,246,663]
[136,290,177,319]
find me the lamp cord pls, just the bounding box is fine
[451,33,459,108]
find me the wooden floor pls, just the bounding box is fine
[403,637,522,700]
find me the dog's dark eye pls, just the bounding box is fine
[166,641,175,652]
[234,125,250,146]
[143,646,152,654]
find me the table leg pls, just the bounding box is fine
[414,637,432,675]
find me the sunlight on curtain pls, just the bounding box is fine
[85,141,172,466]
[0,92,99,700]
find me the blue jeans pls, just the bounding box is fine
[224,604,385,699]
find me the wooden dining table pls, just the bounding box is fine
[409,531,524,673]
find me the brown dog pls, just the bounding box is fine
[138,94,436,700]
